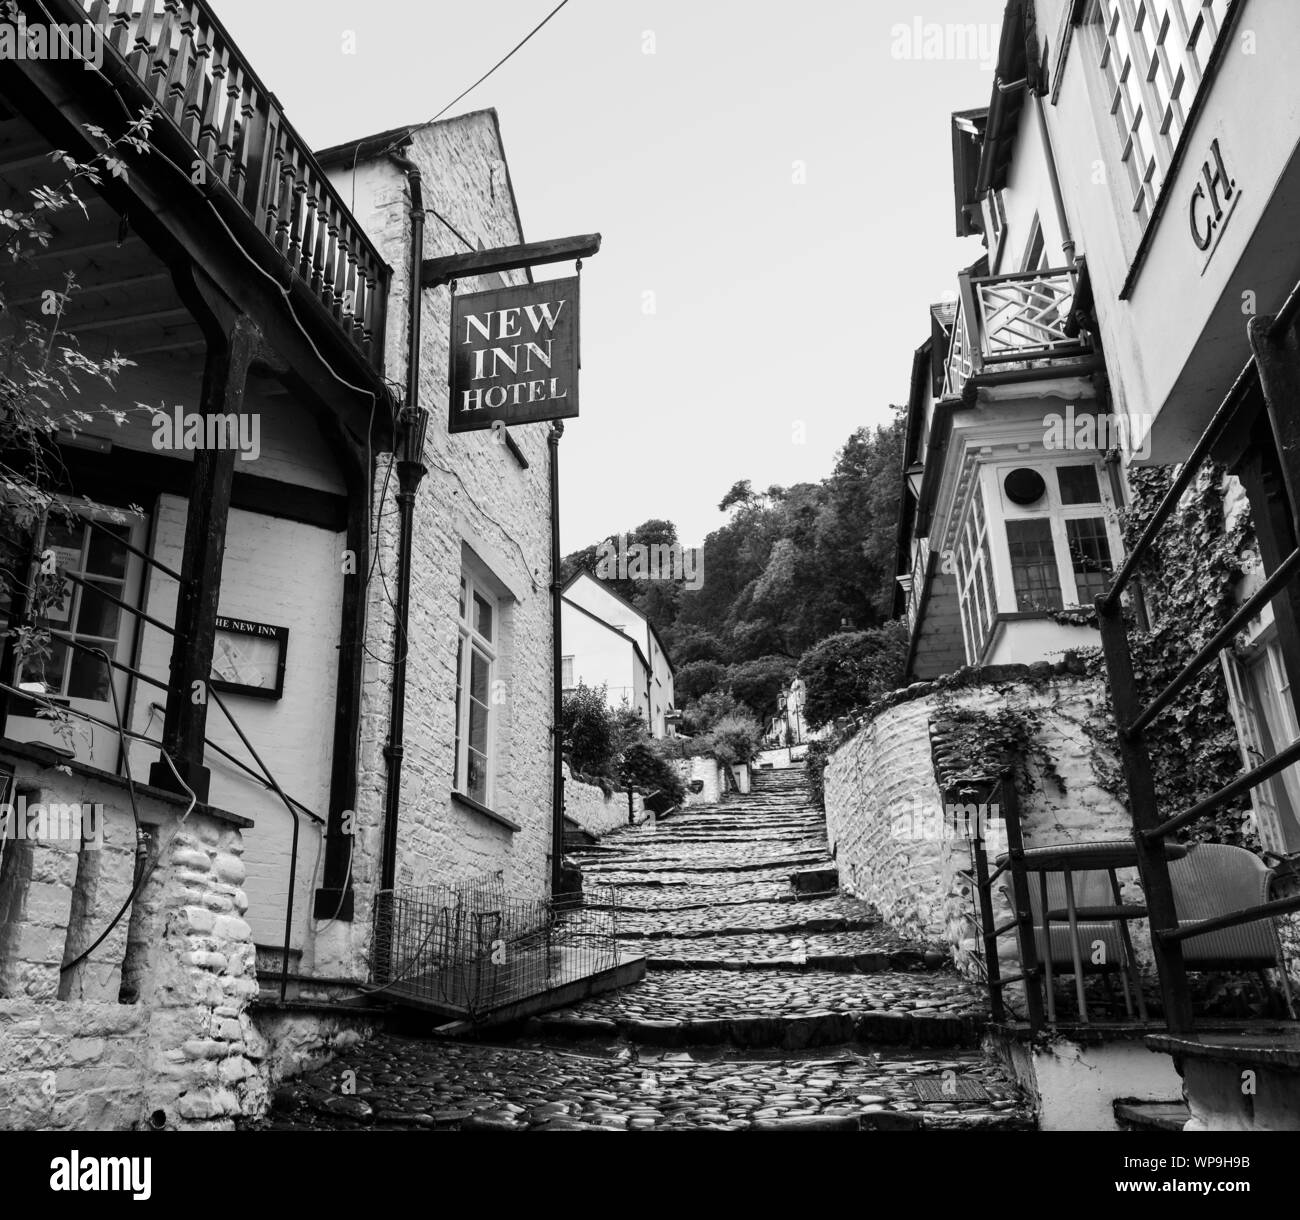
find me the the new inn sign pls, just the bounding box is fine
[448,277,580,433]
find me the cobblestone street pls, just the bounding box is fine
[263,768,1032,1131]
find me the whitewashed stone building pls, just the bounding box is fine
[0,2,557,1130]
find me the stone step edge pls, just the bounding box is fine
[524,1007,986,1051]
[268,1091,1031,1133]
[615,918,883,938]
[645,951,946,973]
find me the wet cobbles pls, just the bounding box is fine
[263,767,1033,1131]
[265,1037,1030,1131]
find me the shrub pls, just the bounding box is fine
[709,712,762,767]
[680,689,745,736]
[797,623,908,730]
[562,683,616,777]
[804,739,831,810]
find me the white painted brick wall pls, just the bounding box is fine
[563,765,646,838]
[316,112,555,979]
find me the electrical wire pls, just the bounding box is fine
[371,0,575,163]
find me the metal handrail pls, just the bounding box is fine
[1099,352,1259,612]
[1146,735,1300,842]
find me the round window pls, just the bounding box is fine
[1004,468,1047,506]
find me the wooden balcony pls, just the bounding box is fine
[63,0,390,369]
[943,265,1092,399]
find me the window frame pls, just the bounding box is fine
[454,567,499,810]
[955,460,1123,642]
[1085,0,1232,231]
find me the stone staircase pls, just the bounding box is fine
[264,764,1033,1131]
[517,763,1032,1130]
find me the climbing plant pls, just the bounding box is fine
[1080,463,1259,848]
[930,691,1064,798]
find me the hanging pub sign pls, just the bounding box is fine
[448,277,580,433]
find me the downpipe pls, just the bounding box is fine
[380,154,428,908]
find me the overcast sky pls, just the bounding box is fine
[217,0,1007,548]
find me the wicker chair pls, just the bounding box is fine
[1168,842,1296,1017]
[1022,866,1145,1020]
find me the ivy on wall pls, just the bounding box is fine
[930,692,1064,798]
[1080,463,1260,848]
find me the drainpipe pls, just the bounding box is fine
[380,154,428,894]
[550,422,565,895]
[1034,92,1076,264]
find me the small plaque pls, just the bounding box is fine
[210,616,288,699]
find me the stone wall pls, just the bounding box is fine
[673,757,725,807]
[564,765,646,838]
[0,758,267,1129]
[824,665,1134,981]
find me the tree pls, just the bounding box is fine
[561,683,616,776]
[798,624,909,730]
[727,655,795,721]
[1,116,154,746]
[674,659,727,705]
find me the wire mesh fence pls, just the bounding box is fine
[371,877,621,1021]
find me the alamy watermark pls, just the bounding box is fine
[890,19,1000,70]
[1,794,104,849]
[0,14,104,70]
[1043,404,1153,461]
[891,796,1005,854]
[595,533,704,591]
[152,407,261,462]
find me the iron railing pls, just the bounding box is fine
[0,502,323,1001]
[371,878,621,1022]
[943,265,1092,398]
[1095,285,1300,1036]
[961,773,1047,1031]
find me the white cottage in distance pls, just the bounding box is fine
[561,572,676,738]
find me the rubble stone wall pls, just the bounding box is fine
[823,668,1134,981]
[564,766,646,838]
[0,762,267,1129]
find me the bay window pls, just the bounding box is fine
[950,459,1121,664]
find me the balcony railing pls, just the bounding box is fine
[943,265,1092,398]
[71,0,389,368]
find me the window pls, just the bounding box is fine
[1222,637,1300,854]
[454,571,498,807]
[1007,519,1065,611]
[1088,0,1232,227]
[1065,517,1115,604]
[561,655,574,690]
[987,190,1008,268]
[1022,216,1047,273]
[1058,464,1103,505]
[955,485,996,663]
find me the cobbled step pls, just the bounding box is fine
[528,1009,982,1051]
[259,767,1034,1132]
[259,1037,1031,1132]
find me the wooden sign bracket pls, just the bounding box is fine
[422,233,601,289]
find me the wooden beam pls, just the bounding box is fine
[67,307,191,334]
[148,316,258,802]
[422,233,601,288]
[8,270,173,307]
